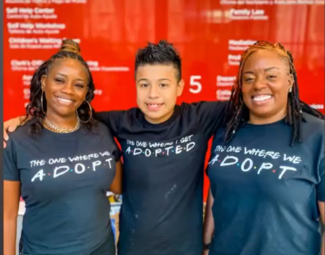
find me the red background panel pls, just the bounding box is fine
[4,0,324,200]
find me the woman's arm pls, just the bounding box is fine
[4,180,20,255]
[109,161,123,194]
[318,201,325,255]
[202,188,215,255]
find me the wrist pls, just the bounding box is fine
[203,242,211,250]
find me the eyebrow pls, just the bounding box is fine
[56,73,86,82]
[264,67,280,72]
[243,67,280,75]
[137,78,171,82]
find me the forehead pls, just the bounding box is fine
[243,49,288,71]
[49,58,87,77]
[136,64,178,81]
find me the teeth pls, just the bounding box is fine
[57,97,73,103]
[253,95,271,102]
[148,104,160,107]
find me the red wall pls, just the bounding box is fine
[4,0,324,200]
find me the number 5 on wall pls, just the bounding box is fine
[189,75,202,94]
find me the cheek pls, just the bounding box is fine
[136,91,146,103]
[43,87,54,101]
[241,86,251,102]
[271,83,289,100]
[163,93,176,105]
[75,90,88,103]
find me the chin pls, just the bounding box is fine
[54,110,77,118]
[145,112,168,124]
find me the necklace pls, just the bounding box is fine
[43,117,80,133]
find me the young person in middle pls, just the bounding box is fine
[98,40,227,255]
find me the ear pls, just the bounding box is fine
[288,73,294,92]
[41,75,47,91]
[176,79,185,97]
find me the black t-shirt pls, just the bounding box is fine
[96,101,226,255]
[207,113,325,255]
[4,120,120,255]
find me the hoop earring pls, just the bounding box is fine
[78,100,93,123]
[41,90,46,115]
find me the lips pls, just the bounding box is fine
[146,103,163,111]
[252,94,272,102]
[55,96,75,106]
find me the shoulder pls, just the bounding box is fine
[8,118,35,141]
[302,113,324,135]
[89,121,115,137]
[109,107,143,120]
[303,112,324,125]
[180,100,227,109]
[178,101,227,115]
[300,113,324,151]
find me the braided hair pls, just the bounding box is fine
[224,40,324,146]
[26,39,96,136]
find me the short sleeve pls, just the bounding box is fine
[94,111,124,137]
[4,138,20,181]
[316,157,325,202]
[112,138,122,162]
[192,101,227,138]
[98,122,122,162]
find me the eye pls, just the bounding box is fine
[75,84,85,89]
[140,84,149,88]
[54,78,64,83]
[267,75,277,80]
[244,77,254,83]
[159,83,168,88]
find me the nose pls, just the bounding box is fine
[61,82,74,95]
[148,85,159,99]
[253,77,267,90]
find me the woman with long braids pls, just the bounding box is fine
[203,41,324,255]
[4,40,122,255]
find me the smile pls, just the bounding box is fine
[146,103,163,111]
[252,95,272,102]
[56,96,75,105]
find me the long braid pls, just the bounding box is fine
[224,40,324,146]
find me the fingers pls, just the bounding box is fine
[8,125,17,132]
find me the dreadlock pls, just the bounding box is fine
[26,39,96,136]
[224,40,324,146]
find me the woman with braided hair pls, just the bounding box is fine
[4,39,122,255]
[203,41,324,255]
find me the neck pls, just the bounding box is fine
[249,108,287,125]
[45,110,79,129]
[145,109,175,124]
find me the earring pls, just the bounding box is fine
[40,90,46,115]
[77,100,93,123]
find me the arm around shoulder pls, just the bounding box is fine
[94,110,124,136]
[193,101,227,138]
